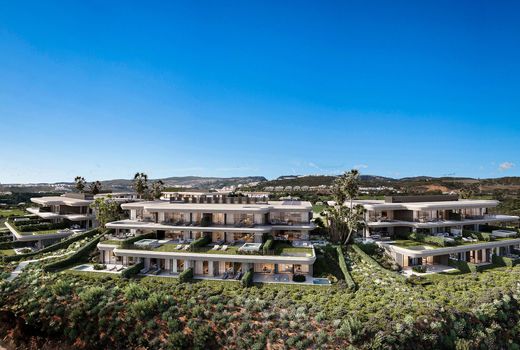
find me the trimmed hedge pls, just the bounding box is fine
[463,230,494,242]
[337,246,356,291]
[16,222,69,232]
[352,244,406,282]
[3,228,101,262]
[408,232,456,247]
[178,267,193,283]
[190,235,211,250]
[121,261,145,278]
[240,268,254,288]
[492,255,520,268]
[0,240,28,250]
[43,235,101,272]
[262,238,274,253]
[448,259,480,273]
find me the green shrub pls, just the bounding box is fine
[262,238,274,253]
[240,268,253,288]
[189,235,211,250]
[492,254,519,267]
[120,232,156,248]
[121,261,145,278]
[17,221,68,232]
[337,246,356,290]
[352,244,406,282]
[93,263,107,270]
[178,267,193,283]
[411,265,427,273]
[448,259,480,273]
[292,274,306,283]
[356,242,378,255]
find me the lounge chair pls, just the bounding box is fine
[211,245,221,250]
[221,245,228,251]
[109,265,117,271]
[116,265,125,272]
[140,267,150,274]
[222,272,228,279]
[183,245,190,250]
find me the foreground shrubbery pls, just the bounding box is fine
[4,247,520,348]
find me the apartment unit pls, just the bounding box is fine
[28,193,96,229]
[355,195,520,268]
[98,197,316,283]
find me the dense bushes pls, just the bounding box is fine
[121,261,144,278]
[411,265,427,273]
[463,230,494,242]
[43,236,101,272]
[240,268,253,287]
[189,235,211,250]
[178,267,193,283]
[337,246,356,290]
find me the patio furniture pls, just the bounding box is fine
[183,245,190,250]
[116,265,125,272]
[221,245,228,251]
[175,245,183,250]
[211,245,220,250]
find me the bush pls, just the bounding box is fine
[356,242,378,255]
[189,235,211,250]
[43,236,101,271]
[241,268,253,288]
[292,274,306,283]
[121,261,144,278]
[178,267,193,283]
[448,259,480,273]
[463,230,494,242]
[16,221,69,232]
[262,238,274,253]
[93,263,107,270]
[352,244,406,282]
[492,255,519,267]
[411,265,427,273]
[337,246,356,290]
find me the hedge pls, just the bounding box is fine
[190,235,211,250]
[262,238,274,253]
[492,255,520,268]
[448,259,480,273]
[352,244,406,282]
[0,240,29,250]
[121,261,145,278]
[16,222,69,232]
[337,246,356,291]
[178,267,193,283]
[3,228,101,262]
[240,268,254,288]
[463,230,494,242]
[42,235,101,272]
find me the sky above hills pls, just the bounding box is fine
[0,1,519,183]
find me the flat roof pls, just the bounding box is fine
[31,196,93,206]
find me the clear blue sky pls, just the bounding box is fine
[1,1,519,183]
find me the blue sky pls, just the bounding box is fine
[0,1,519,183]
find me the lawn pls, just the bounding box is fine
[0,209,26,218]
[0,249,16,256]
[272,242,313,256]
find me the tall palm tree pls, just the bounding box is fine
[74,176,86,193]
[133,172,148,199]
[89,180,102,195]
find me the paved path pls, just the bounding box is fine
[6,252,73,282]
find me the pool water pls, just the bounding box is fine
[313,278,331,285]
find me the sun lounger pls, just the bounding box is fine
[221,245,228,251]
[109,265,117,271]
[211,245,220,250]
[183,245,190,250]
[175,245,183,250]
[116,265,125,272]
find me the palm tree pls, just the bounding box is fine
[133,172,148,199]
[89,180,102,195]
[74,176,86,193]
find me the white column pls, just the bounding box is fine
[208,260,214,276]
[171,259,177,273]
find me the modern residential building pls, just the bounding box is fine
[355,195,520,269]
[97,197,316,283]
[28,193,97,229]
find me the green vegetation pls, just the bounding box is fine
[178,267,193,283]
[336,246,356,290]
[0,208,26,218]
[43,235,101,272]
[240,269,253,287]
[0,249,15,256]
[121,262,144,278]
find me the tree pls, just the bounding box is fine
[74,176,86,193]
[90,196,121,228]
[324,169,366,245]
[133,172,148,199]
[150,180,164,200]
[460,183,480,199]
[89,181,102,195]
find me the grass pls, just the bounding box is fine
[272,242,313,256]
[391,236,520,250]
[0,209,26,218]
[0,249,16,256]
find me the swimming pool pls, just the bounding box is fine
[312,278,331,285]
